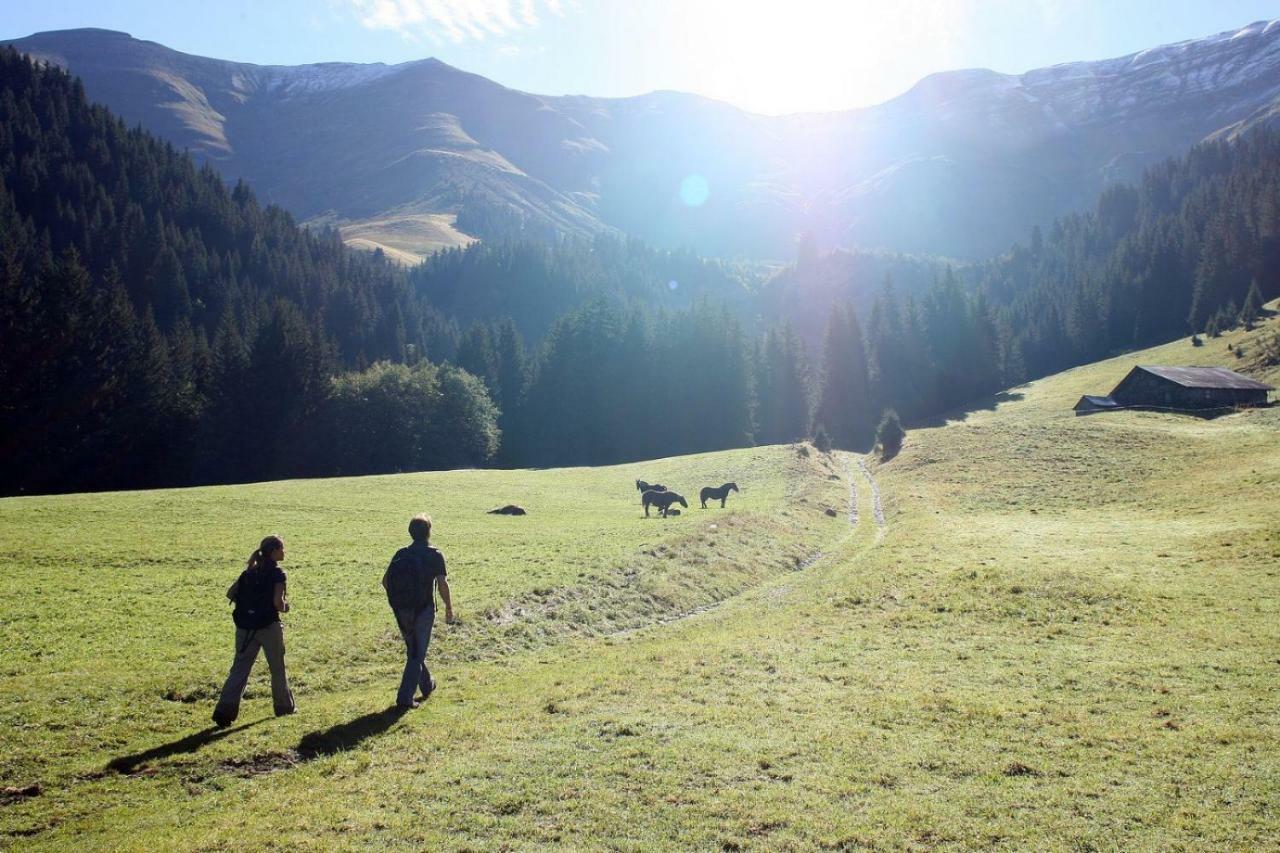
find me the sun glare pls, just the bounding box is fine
[679,173,710,206]
[663,0,963,114]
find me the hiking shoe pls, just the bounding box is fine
[396,700,421,710]
[212,713,234,729]
[274,706,296,718]
[420,677,437,701]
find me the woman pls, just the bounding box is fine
[212,534,295,727]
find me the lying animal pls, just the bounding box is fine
[699,482,739,509]
[636,479,667,493]
[487,505,527,515]
[642,489,687,517]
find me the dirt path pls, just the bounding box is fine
[857,457,886,540]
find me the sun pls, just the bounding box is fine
[659,0,962,114]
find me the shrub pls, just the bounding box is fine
[875,409,905,458]
[1191,334,1203,347]
[1263,332,1280,366]
[812,424,832,454]
[317,360,499,476]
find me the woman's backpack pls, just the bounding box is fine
[231,568,278,630]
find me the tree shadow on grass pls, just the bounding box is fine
[910,390,1026,429]
[106,718,267,774]
[294,705,410,760]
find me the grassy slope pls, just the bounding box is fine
[338,213,477,266]
[2,313,1278,849]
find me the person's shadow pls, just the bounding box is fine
[294,705,410,760]
[107,718,267,774]
[105,705,410,774]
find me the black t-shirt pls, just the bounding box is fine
[263,563,286,617]
[404,541,446,606]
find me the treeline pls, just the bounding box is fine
[0,49,492,494]
[446,268,1004,463]
[409,235,756,342]
[453,301,757,467]
[981,131,1280,380]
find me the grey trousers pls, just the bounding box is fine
[213,621,295,723]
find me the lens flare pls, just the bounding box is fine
[679,174,710,207]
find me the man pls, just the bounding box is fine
[382,514,454,709]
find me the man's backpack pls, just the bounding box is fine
[383,547,436,612]
[231,568,278,630]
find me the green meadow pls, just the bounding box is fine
[2,311,1279,849]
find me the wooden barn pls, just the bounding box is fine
[1106,365,1273,410]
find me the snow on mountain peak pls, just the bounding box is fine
[259,61,406,95]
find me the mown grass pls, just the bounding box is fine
[2,311,1278,849]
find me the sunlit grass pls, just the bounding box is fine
[2,312,1277,848]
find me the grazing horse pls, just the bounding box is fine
[636,479,667,493]
[642,489,687,517]
[700,482,739,509]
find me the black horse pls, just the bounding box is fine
[642,489,687,517]
[636,479,667,493]
[699,482,739,508]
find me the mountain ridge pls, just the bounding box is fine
[8,20,1280,260]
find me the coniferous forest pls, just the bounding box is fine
[2,48,1278,495]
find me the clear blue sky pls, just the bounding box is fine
[7,1,1280,114]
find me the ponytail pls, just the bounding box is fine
[247,534,283,571]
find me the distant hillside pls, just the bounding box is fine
[8,21,1280,259]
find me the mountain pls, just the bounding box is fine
[7,22,1280,260]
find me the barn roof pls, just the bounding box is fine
[1133,366,1275,391]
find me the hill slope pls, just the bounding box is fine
[1,315,1277,846]
[9,22,1280,258]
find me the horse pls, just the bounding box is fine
[699,482,739,509]
[642,489,687,517]
[636,479,667,493]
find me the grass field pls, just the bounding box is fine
[2,311,1278,849]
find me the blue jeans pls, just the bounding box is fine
[395,607,435,705]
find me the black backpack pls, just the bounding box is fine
[231,568,278,630]
[383,547,437,612]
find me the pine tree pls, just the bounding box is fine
[814,303,873,450]
[1206,309,1223,338]
[757,323,811,445]
[1240,279,1263,329]
[456,322,499,395]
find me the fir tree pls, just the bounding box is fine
[814,303,873,450]
[1240,279,1264,329]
